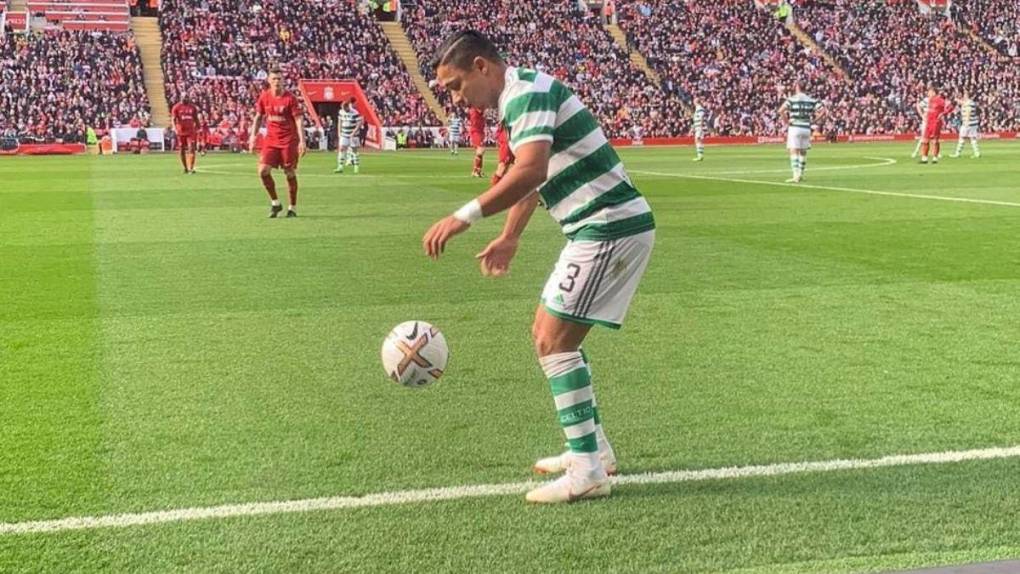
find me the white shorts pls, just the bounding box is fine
[959,126,979,139]
[694,128,705,141]
[540,230,655,329]
[787,127,812,150]
[340,136,359,149]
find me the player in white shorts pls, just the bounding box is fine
[422,30,655,504]
[912,95,929,159]
[692,98,707,161]
[951,91,981,159]
[779,83,825,183]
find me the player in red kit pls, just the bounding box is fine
[489,121,514,186]
[469,107,486,177]
[171,95,199,174]
[248,68,306,218]
[920,86,953,165]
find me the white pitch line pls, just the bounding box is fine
[710,156,897,175]
[631,161,1020,208]
[3,444,1020,536]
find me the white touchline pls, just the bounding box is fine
[3,444,1020,536]
[631,160,1020,209]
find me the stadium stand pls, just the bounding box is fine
[26,0,132,32]
[796,0,1019,132]
[158,0,438,138]
[954,0,1019,58]
[0,28,151,142]
[400,0,691,138]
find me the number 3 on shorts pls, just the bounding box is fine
[558,263,581,293]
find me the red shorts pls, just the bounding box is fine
[178,134,196,149]
[470,132,485,148]
[260,143,300,169]
[924,120,942,140]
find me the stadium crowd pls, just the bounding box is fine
[955,0,1019,58]
[401,0,690,137]
[159,0,437,134]
[797,0,1019,132]
[618,0,848,136]
[0,30,151,142]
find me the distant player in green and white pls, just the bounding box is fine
[422,30,655,504]
[692,98,707,161]
[951,91,981,158]
[335,98,362,174]
[447,112,463,155]
[779,83,825,183]
[911,94,929,159]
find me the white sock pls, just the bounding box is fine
[271,199,280,207]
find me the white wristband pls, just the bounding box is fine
[453,199,483,224]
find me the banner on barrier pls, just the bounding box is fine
[298,79,384,149]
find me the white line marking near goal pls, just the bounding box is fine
[631,161,1020,208]
[2,444,1020,536]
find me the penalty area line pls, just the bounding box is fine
[2,444,1020,535]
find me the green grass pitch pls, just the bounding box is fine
[2,141,1019,573]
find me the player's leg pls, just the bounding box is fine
[178,136,189,172]
[799,150,807,179]
[188,139,197,173]
[526,309,610,504]
[283,146,299,217]
[912,130,924,158]
[971,135,980,158]
[473,146,484,176]
[258,161,282,218]
[335,142,346,173]
[932,135,941,163]
[952,132,964,157]
[694,134,704,161]
[349,143,360,174]
[920,136,930,163]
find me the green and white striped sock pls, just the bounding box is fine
[800,156,806,176]
[541,352,599,467]
[790,155,799,177]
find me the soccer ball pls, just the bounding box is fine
[381,321,449,388]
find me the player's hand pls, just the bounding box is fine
[423,216,470,260]
[476,235,518,277]
[298,142,307,157]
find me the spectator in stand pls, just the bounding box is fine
[159,0,438,138]
[0,29,150,143]
[401,0,688,138]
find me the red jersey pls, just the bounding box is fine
[496,122,513,165]
[256,89,301,147]
[171,102,198,135]
[926,95,953,124]
[468,108,486,135]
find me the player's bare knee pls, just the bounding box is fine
[284,169,297,179]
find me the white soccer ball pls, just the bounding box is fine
[381,321,449,388]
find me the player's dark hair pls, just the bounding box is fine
[430,30,503,71]
[349,97,357,105]
[268,67,283,76]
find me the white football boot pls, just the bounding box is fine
[526,461,611,504]
[533,444,618,476]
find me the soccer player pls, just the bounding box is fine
[489,121,514,186]
[911,93,929,159]
[469,107,486,177]
[170,94,199,174]
[248,67,306,218]
[692,98,707,161]
[196,118,209,156]
[779,82,825,183]
[919,85,953,165]
[422,30,655,504]
[447,112,462,156]
[951,91,981,159]
[335,98,363,174]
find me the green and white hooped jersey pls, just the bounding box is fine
[448,116,462,137]
[782,93,822,129]
[961,99,979,128]
[693,105,707,131]
[499,67,655,241]
[339,108,361,138]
